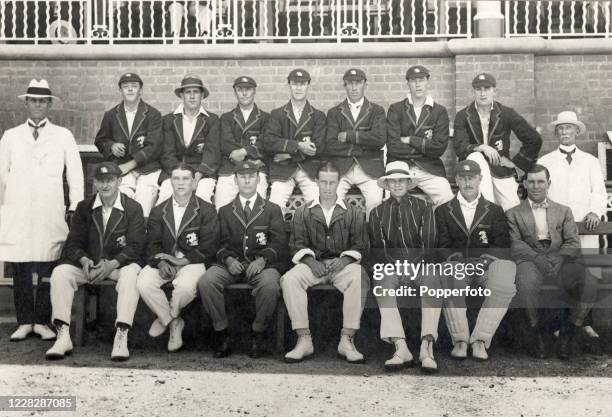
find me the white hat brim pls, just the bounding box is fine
[551,119,585,135]
[18,93,60,101]
[377,173,418,190]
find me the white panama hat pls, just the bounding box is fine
[550,110,585,135]
[18,79,59,101]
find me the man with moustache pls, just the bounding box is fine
[215,76,270,210]
[95,73,163,219]
[158,75,221,205]
[46,162,144,361]
[454,73,542,211]
[138,163,219,353]
[325,68,386,217]
[435,160,516,361]
[263,69,326,213]
[506,165,598,360]
[199,161,286,358]
[386,65,453,207]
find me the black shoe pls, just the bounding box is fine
[213,330,231,358]
[558,322,579,361]
[249,332,268,359]
[528,325,547,359]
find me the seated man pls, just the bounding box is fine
[507,164,598,360]
[94,73,163,219]
[281,162,369,363]
[436,160,516,361]
[159,75,220,205]
[46,162,145,361]
[454,73,542,211]
[199,161,287,358]
[369,161,443,373]
[137,163,219,352]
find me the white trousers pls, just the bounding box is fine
[214,173,269,210]
[280,263,369,331]
[375,273,444,343]
[158,177,216,205]
[137,263,206,326]
[443,259,516,348]
[467,152,520,211]
[410,164,454,207]
[119,170,161,218]
[336,163,383,218]
[269,168,319,213]
[168,2,213,37]
[50,263,142,327]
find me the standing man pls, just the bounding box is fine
[0,79,84,342]
[94,73,163,219]
[436,160,516,361]
[159,75,220,205]
[215,76,270,210]
[326,68,386,217]
[137,163,219,353]
[199,161,287,358]
[386,65,453,206]
[263,69,326,212]
[46,162,144,361]
[281,162,369,364]
[369,161,444,373]
[506,165,598,360]
[454,72,542,211]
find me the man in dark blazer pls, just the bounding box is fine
[94,72,163,218]
[199,161,287,358]
[454,72,542,211]
[158,75,221,205]
[137,163,219,353]
[47,162,145,361]
[506,164,598,360]
[435,160,516,362]
[215,76,270,210]
[386,65,453,206]
[263,69,326,213]
[326,68,386,216]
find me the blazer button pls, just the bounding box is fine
[245,246,249,250]
[245,236,248,239]
[326,235,330,239]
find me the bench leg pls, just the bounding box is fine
[276,301,286,355]
[73,286,87,347]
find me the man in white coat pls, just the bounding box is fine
[538,110,607,339]
[0,79,84,341]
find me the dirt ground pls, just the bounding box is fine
[0,322,611,417]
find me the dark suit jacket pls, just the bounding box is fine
[386,98,450,178]
[506,199,580,270]
[159,110,221,183]
[94,100,163,174]
[263,101,326,181]
[325,98,386,178]
[60,193,145,267]
[146,194,219,267]
[216,195,288,272]
[219,105,270,176]
[435,195,510,260]
[453,101,542,178]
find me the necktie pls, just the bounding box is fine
[532,201,549,209]
[559,148,575,164]
[244,200,252,219]
[28,121,46,140]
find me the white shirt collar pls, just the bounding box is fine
[407,94,434,108]
[528,198,548,208]
[308,197,347,210]
[27,117,49,127]
[347,97,364,109]
[559,144,578,153]
[172,197,189,208]
[239,194,257,209]
[92,194,124,211]
[173,103,209,117]
[457,192,480,209]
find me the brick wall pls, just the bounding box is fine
[0,53,609,178]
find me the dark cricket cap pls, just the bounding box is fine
[233,76,257,89]
[118,72,143,87]
[455,160,481,176]
[287,69,311,83]
[234,160,265,174]
[406,65,430,80]
[472,72,496,88]
[94,162,122,178]
[343,68,367,82]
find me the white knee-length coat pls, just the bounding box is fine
[0,120,84,262]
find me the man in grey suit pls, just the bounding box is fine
[506,164,598,360]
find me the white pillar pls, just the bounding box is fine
[474,1,504,38]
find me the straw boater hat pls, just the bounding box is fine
[377,161,417,190]
[18,79,59,101]
[550,110,586,135]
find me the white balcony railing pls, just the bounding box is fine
[504,0,612,38]
[0,0,473,44]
